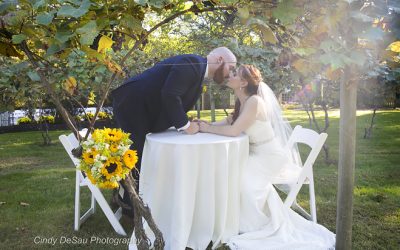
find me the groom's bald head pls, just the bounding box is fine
[207,47,237,85]
[209,47,237,63]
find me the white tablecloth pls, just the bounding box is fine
[129,129,249,250]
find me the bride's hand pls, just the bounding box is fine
[193,119,210,125]
[198,122,210,133]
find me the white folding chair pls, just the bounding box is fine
[59,129,127,236]
[271,125,328,223]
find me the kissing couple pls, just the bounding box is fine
[111,47,335,249]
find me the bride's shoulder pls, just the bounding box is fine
[244,95,263,111]
[247,95,264,105]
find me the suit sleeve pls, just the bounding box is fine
[161,58,198,129]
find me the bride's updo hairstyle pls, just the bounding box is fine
[232,64,263,123]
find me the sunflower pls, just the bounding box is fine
[91,129,101,141]
[123,149,138,169]
[101,158,123,180]
[86,171,97,184]
[105,128,123,142]
[109,144,119,153]
[99,181,119,189]
[82,149,98,164]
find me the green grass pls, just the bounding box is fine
[1,109,399,249]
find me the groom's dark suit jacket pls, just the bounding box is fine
[111,54,207,177]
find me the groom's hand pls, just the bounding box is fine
[184,121,199,134]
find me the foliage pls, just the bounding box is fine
[16,116,32,125]
[76,111,111,121]
[97,111,111,120]
[0,57,44,111]
[38,115,55,124]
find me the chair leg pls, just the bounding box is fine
[309,174,317,223]
[74,171,81,231]
[292,200,311,220]
[91,193,96,213]
[87,184,127,236]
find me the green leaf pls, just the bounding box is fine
[76,21,99,45]
[348,51,368,66]
[36,11,54,25]
[0,0,17,15]
[0,41,23,58]
[237,7,249,20]
[350,11,374,23]
[55,31,74,43]
[46,43,66,56]
[292,48,317,56]
[120,15,143,34]
[147,0,165,8]
[33,0,46,10]
[319,52,346,70]
[135,0,148,6]
[57,0,91,18]
[27,71,40,82]
[97,18,110,30]
[360,27,385,41]
[12,34,27,44]
[272,0,300,25]
[319,40,338,52]
[4,9,29,26]
[14,62,29,71]
[246,18,278,44]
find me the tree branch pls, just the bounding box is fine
[19,41,81,139]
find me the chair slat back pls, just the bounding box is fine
[59,129,88,166]
[287,125,322,149]
[287,125,328,170]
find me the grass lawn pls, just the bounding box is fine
[0,109,399,249]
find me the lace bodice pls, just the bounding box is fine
[245,120,275,144]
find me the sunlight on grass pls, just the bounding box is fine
[0,157,42,169]
[354,186,400,197]
[383,209,400,225]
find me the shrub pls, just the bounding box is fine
[78,112,94,121]
[17,117,32,125]
[38,115,55,124]
[98,111,109,120]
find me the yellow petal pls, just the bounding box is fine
[387,41,400,53]
[63,76,77,95]
[97,35,114,53]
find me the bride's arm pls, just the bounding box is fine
[199,97,257,137]
[211,115,233,126]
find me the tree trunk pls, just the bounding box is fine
[308,101,334,164]
[336,68,357,250]
[363,108,377,139]
[301,101,312,128]
[122,175,165,250]
[40,121,52,146]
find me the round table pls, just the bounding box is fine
[129,129,249,250]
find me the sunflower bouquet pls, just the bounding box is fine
[78,128,138,189]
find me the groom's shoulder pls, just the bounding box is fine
[162,54,204,62]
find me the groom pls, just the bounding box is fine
[111,47,237,216]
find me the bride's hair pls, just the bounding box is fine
[232,64,263,123]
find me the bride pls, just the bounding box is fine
[198,65,335,249]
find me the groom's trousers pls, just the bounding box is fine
[112,91,150,213]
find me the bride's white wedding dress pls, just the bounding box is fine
[226,119,336,250]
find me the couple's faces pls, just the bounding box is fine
[213,60,236,85]
[225,67,243,89]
